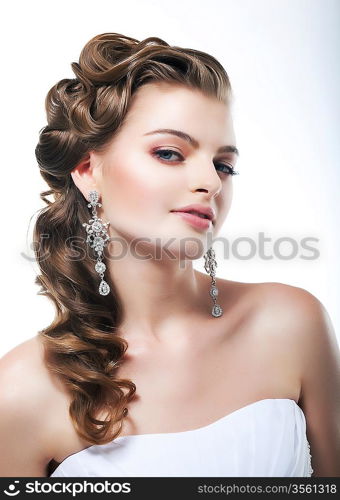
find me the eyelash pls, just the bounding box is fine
[152,149,239,176]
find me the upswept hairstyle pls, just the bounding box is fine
[34,32,233,445]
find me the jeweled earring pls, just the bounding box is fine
[82,190,111,296]
[204,247,223,317]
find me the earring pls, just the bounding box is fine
[204,247,223,317]
[82,190,111,296]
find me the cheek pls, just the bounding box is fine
[224,181,233,212]
[100,154,170,224]
[216,181,233,223]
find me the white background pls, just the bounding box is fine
[1,0,339,356]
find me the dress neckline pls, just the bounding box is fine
[50,398,310,478]
[114,398,301,440]
[50,397,304,476]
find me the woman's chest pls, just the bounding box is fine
[114,333,298,436]
[47,309,300,469]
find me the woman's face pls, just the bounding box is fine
[84,82,238,259]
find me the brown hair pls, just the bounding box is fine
[33,32,233,445]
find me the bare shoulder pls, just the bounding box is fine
[0,335,69,476]
[223,279,337,361]
[244,280,338,352]
[219,278,328,328]
[0,335,62,398]
[198,271,327,333]
[223,279,340,476]
[248,280,326,319]
[0,335,51,405]
[218,278,326,364]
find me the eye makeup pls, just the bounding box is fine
[150,147,239,176]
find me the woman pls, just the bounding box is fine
[0,32,339,478]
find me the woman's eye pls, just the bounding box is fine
[152,149,239,176]
[215,163,239,176]
[152,149,182,162]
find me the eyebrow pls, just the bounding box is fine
[143,128,240,156]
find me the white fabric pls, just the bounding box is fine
[50,398,313,477]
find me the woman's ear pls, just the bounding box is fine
[70,151,101,199]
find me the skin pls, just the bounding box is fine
[0,82,339,477]
[71,81,236,344]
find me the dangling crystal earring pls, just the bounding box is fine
[204,247,223,317]
[82,190,111,296]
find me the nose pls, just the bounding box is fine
[188,160,223,198]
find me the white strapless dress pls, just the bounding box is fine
[50,398,313,477]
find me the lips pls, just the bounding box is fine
[170,204,216,223]
[184,210,210,219]
[171,211,212,230]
